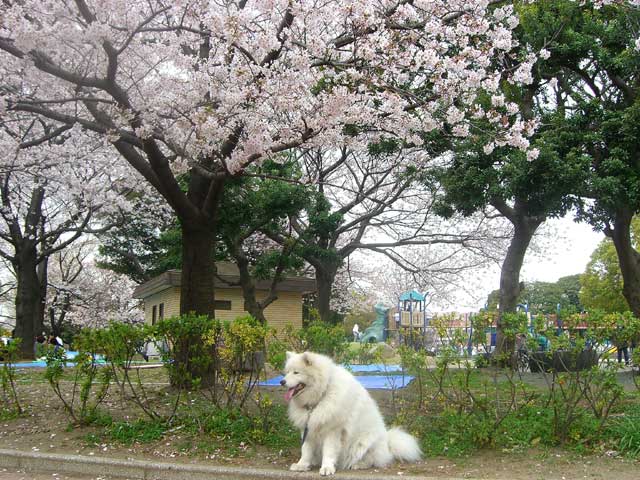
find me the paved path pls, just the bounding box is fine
[0,470,111,480]
[0,449,445,480]
[0,468,288,480]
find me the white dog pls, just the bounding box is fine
[281,351,421,476]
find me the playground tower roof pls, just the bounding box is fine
[399,290,426,301]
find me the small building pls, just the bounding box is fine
[132,262,316,331]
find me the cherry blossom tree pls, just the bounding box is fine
[359,220,509,308]
[328,259,379,316]
[0,261,17,330]
[263,146,510,323]
[47,240,142,336]
[1,0,535,323]
[0,114,138,357]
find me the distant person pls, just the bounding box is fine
[616,340,630,366]
[352,323,360,342]
[136,340,150,362]
[34,333,46,356]
[614,325,630,366]
[47,334,64,353]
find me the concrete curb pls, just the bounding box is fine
[0,449,468,480]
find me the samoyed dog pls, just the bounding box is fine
[281,351,421,476]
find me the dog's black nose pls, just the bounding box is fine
[280,379,286,386]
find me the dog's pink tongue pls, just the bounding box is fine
[284,387,296,402]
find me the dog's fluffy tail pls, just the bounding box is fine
[387,427,422,463]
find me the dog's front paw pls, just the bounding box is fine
[290,462,311,472]
[319,464,336,476]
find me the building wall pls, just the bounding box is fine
[143,287,303,331]
[143,287,181,325]
[263,290,304,331]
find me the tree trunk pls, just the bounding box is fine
[11,186,47,359]
[36,256,48,337]
[172,223,217,388]
[315,265,338,324]
[233,245,268,324]
[13,244,42,359]
[607,207,640,317]
[495,214,543,360]
[49,292,71,338]
[179,223,216,317]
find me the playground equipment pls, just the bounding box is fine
[397,290,428,327]
[359,304,389,343]
[394,290,433,349]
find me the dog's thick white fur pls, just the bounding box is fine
[281,351,421,476]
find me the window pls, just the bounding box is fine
[159,303,165,320]
[214,300,232,311]
[152,305,157,325]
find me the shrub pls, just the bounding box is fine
[155,313,222,390]
[470,311,498,354]
[519,310,633,442]
[44,329,112,425]
[96,322,163,421]
[0,339,22,417]
[396,313,634,455]
[155,313,269,410]
[431,313,476,354]
[299,321,348,359]
[215,315,269,409]
[403,409,493,457]
[267,321,348,369]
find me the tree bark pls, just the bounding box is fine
[179,223,216,317]
[493,200,544,360]
[36,256,47,337]
[233,244,268,324]
[48,292,71,338]
[314,263,339,324]
[173,222,217,389]
[13,244,42,359]
[10,186,46,359]
[606,206,640,317]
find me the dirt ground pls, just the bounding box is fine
[1,367,639,480]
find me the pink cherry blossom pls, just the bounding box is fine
[0,0,538,185]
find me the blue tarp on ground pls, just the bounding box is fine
[348,364,401,373]
[258,374,414,390]
[10,361,76,368]
[3,350,106,369]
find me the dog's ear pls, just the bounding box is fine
[302,352,312,366]
[285,351,296,360]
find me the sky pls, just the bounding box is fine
[521,216,604,283]
[453,216,605,311]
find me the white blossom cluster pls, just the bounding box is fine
[0,116,149,248]
[47,241,143,327]
[0,0,540,178]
